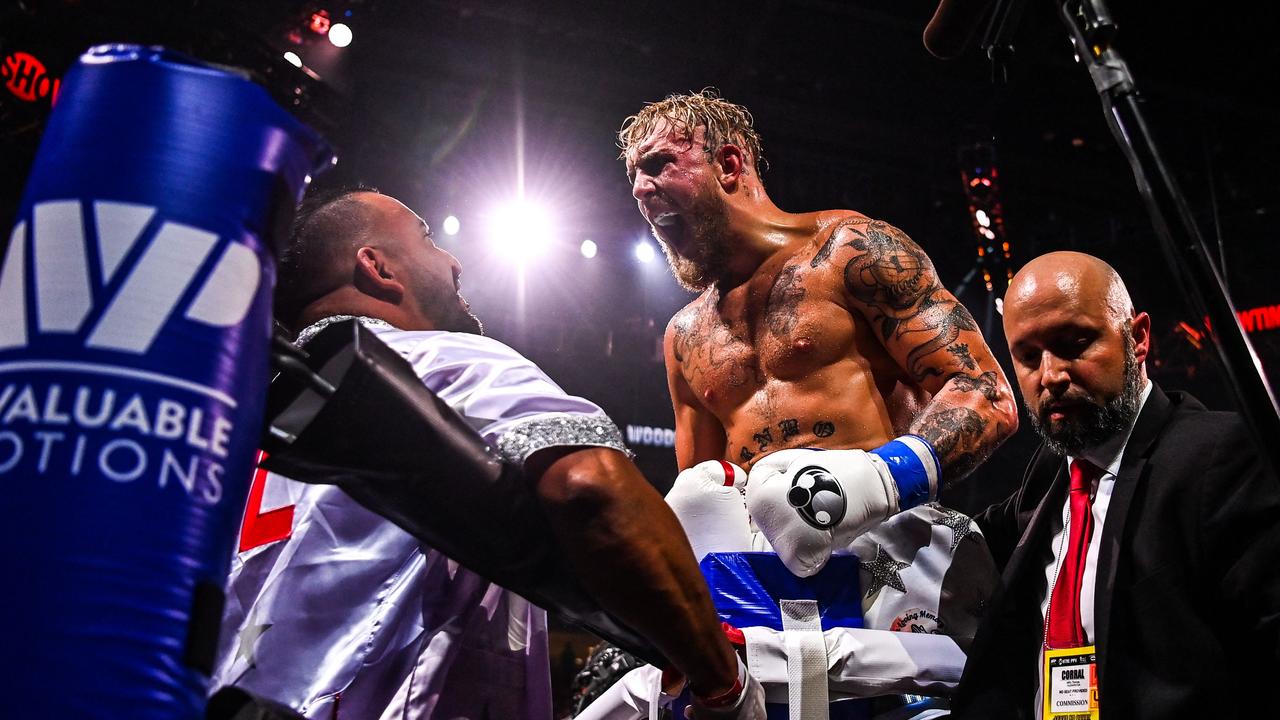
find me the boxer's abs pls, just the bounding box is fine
[686,338,925,469]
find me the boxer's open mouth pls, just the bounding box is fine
[652,211,680,227]
[651,212,686,245]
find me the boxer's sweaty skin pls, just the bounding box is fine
[665,212,1014,485]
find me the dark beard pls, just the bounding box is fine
[1028,328,1143,456]
[657,189,731,292]
[437,294,484,335]
[413,269,484,335]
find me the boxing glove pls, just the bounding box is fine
[745,437,940,577]
[665,460,752,562]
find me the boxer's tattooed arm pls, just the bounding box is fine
[821,218,1018,482]
[950,371,1001,405]
[839,221,980,382]
[947,343,978,370]
[910,406,989,481]
[811,215,870,269]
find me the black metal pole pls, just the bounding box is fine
[1061,0,1280,475]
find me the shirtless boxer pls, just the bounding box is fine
[619,90,1019,575]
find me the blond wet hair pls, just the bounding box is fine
[618,88,766,177]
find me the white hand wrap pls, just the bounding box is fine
[692,654,767,719]
[745,438,939,577]
[665,460,751,562]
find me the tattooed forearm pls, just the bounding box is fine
[910,405,990,482]
[950,371,1001,405]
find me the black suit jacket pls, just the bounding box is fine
[953,384,1280,719]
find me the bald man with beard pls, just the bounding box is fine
[953,251,1280,720]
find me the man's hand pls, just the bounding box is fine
[685,655,766,720]
[746,438,939,577]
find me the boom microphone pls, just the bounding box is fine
[923,0,995,59]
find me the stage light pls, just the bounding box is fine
[958,141,1012,296]
[580,239,598,259]
[995,297,1004,316]
[487,200,553,262]
[282,51,302,68]
[634,241,655,263]
[309,10,331,34]
[328,23,353,48]
[442,215,460,236]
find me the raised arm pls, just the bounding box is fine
[528,446,744,705]
[834,218,1018,484]
[665,313,729,470]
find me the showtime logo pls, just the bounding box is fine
[0,199,260,354]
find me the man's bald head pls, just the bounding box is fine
[1002,251,1151,455]
[1005,251,1134,331]
[275,188,481,336]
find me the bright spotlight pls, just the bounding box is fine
[328,22,353,48]
[634,241,655,263]
[580,239,598,259]
[978,226,996,240]
[442,215,460,236]
[282,51,302,68]
[487,201,553,262]
[974,209,991,228]
[994,297,1005,316]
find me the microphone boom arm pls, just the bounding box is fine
[1059,0,1280,478]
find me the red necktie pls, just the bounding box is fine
[1046,459,1099,648]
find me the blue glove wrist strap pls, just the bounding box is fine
[870,435,940,510]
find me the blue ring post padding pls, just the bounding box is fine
[0,45,331,718]
[700,553,865,631]
[871,439,932,510]
[695,553,871,718]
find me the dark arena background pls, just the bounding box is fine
[3,0,1278,714]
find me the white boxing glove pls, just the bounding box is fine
[665,460,752,562]
[745,437,940,577]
